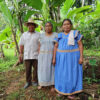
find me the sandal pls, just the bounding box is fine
[68,95,75,100]
[57,94,62,97]
[38,86,42,90]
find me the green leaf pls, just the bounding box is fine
[0,0,3,2]
[41,2,50,21]
[89,59,97,66]
[61,0,75,19]
[0,27,11,42]
[67,5,92,18]
[0,1,13,25]
[96,0,100,11]
[13,0,19,10]
[83,10,100,18]
[51,0,66,7]
[22,0,43,10]
[24,10,40,21]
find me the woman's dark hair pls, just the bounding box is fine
[62,19,73,26]
[45,22,53,28]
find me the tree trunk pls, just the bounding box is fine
[11,28,19,54]
[18,14,24,34]
[11,29,20,67]
[55,6,61,32]
[57,6,60,23]
[49,7,55,21]
[0,44,5,58]
[82,0,85,7]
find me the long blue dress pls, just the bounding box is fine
[54,30,83,95]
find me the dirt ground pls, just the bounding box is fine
[0,65,100,100]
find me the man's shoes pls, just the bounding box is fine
[32,82,38,86]
[24,82,31,89]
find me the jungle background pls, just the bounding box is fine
[0,0,100,100]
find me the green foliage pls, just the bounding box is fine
[22,0,43,10]
[78,0,100,23]
[96,0,100,11]
[84,49,100,57]
[0,48,17,72]
[6,92,20,100]
[0,0,3,2]
[24,10,39,22]
[67,5,92,20]
[0,1,13,25]
[51,0,66,7]
[84,58,100,84]
[61,0,75,19]
[41,0,50,22]
[13,0,19,10]
[0,27,11,41]
[79,18,100,48]
[89,59,97,79]
[0,13,6,30]
[0,0,100,51]
[84,77,99,84]
[89,59,97,66]
[97,85,100,95]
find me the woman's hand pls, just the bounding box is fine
[78,40,83,64]
[79,57,83,64]
[52,58,56,66]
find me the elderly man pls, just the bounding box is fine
[19,19,40,89]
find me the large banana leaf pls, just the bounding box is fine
[13,0,19,10]
[61,0,75,19]
[75,0,100,23]
[0,27,11,42]
[41,0,50,21]
[22,0,43,10]
[96,0,100,11]
[0,0,3,2]
[79,10,100,22]
[49,0,66,7]
[0,1,13,25]
[67,5,92,18]
[24,10,40,21]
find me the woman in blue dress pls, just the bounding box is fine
[38,22,57,90]
[53,19,83,99]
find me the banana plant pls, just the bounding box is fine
[61,0,75,19]
[60,0,100,26]
[13,0,24,33]
[21,0,67,31]
[0,27,11,42]
[22,0,43,10]
[0,1,19,54]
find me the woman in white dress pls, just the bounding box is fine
[38,22,57,90]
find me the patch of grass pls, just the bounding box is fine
[0,48,18,72]
[84,48,100,57]
[6,91,20,100]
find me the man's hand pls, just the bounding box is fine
[19,45,24,63]
[19,54,23,63]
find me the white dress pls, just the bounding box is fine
[38,32,57,86]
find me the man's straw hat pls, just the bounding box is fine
[24,18,38,28]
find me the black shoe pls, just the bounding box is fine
[32,82,38,86]
[24,82,31,89]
